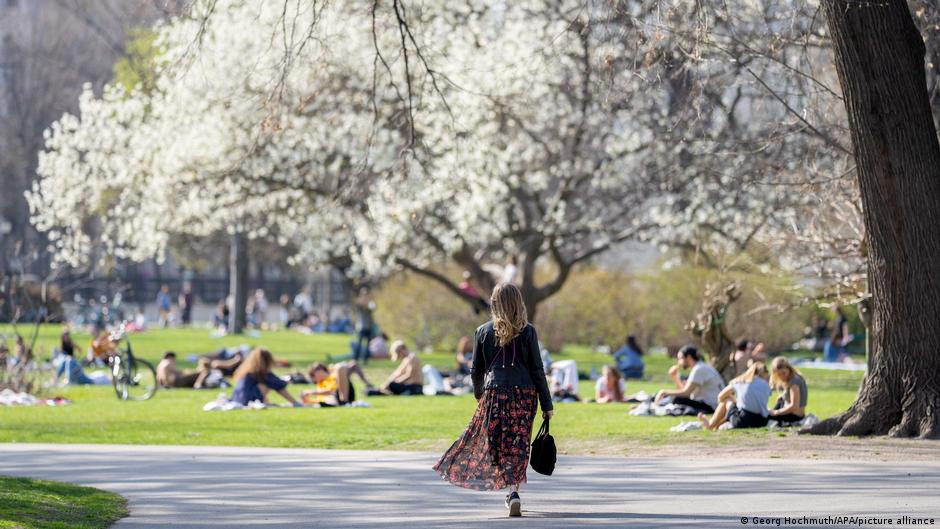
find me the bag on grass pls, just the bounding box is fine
[530,418,556,476]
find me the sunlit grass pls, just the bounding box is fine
[0,476,127,529]
[0,325,862,453]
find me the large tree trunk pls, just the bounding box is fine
[522,290,540,324]
[229,232,248,334]
[806,0,940,438]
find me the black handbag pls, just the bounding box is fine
[530,418,556,476]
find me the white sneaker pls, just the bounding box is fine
[505,491,521,517]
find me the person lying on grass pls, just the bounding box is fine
[201,345,291,377]
[53,346,94,385]
[199,345,250,376]
[379,341,423,395]
[698,362,771,430]
[230,347,302,407]
[654,345,724,414]
[156,352,212,389]
[302,361,375,406]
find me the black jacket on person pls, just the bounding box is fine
[471,321,553,412]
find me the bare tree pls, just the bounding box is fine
[0,0,183,277]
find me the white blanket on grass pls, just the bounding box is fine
[202,395,371,411]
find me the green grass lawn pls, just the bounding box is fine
[0,476,127,529]
[0,325,862,454]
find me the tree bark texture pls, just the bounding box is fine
[807,0,940,438]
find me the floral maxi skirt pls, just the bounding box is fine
[433,386,538,491]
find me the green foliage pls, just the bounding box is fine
[375,264,815,353]
[632,264,815,352]
[113,28,161,94]
[373,272,482,352]
[0,476,127,529]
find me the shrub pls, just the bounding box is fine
[540,264,814,353]
[375,264,815,354]
[373,271,482,352]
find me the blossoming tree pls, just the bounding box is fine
[29,0,877,328]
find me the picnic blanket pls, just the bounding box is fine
[0,389,71,407]
[629,397,699,417]
[202,394,371,411]
[792,359,867,371]
[669,413,820,432]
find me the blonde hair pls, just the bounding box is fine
[233,347,274,382]
[769,356,804,390]
[490,283,528,347]
[732,361,769,384]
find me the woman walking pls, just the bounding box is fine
[434,283,554,517]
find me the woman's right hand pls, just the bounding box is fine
[543,410,554,420]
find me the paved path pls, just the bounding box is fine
[1,444,938,528]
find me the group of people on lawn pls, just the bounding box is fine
[50,314,809,428]
[587,337,808,430]
[47,323,425,407]
[651,342,809,429]
[154,339,424,407]
[152,330,812,429]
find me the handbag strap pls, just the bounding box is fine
[537,418,550,437]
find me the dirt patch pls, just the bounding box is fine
[558,432,940,461]
[411,432,940,461]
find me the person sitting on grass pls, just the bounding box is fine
[212,299,230,333]
[53,346,94,385]
[328,332,391,363]
[455,335,473,376]
[768,356,809,423]
[731,339,768,378]
[369,333,390,360]
[654,345,724,414]
[824,304,851,362]
[229,347,302,406]
[549,359,581,402]
[698,362,772,430]
[380,340,423,395]
[595,365,627,403]
[302,361,375,406]
[156,352,212,389]
[86,330,116,366]
[56,330,78,357]
[613,334,645,379]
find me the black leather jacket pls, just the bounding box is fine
[471,321,553,411]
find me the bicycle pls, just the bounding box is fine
[108,324,157,401]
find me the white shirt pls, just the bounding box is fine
[688,362,725,409]
[595,375,626,401]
